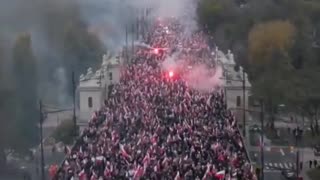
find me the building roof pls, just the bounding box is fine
[79,78,102,89]
[216,50,252,89]
[79,53,121,90]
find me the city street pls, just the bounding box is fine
[249,146,296,179]
[246,115,293,180]
[245,113,320,180]
[251,147,296,170]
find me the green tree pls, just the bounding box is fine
[0,42,9,168]
[298,67,320,135]
[248,21,296,128]
[197,0,237,32]
[11,33,39,152]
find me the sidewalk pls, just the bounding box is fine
[300,148,320,180]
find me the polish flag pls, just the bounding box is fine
[133,165,144,180]
[238,140,243,148]
[151,135,157,145]
[91,112,97,120]
[143,152,150,164]
[78,169,87,180]
[111,131,117,142]
[186,91,191,99]
[215,170,226,179]
[90,171,98,180]
[96,156,104,164]
[104,166,112,177]
[120,144,131,159]
[206,95,212,106]
[174,171,182,180]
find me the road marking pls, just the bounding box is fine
[268,163,273,167]
[284,163,289,169]
[265,166,270,170]
[265,147,271,151]
[274,163,278,167]
[280,148,285,156]
[279,163,284,168]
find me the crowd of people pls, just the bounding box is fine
[54,17,255,180]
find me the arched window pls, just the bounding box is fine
[88,97,93,108]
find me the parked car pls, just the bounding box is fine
[281,169,297,180]
[314,145,320,156]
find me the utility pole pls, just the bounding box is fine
[295,127,300,178]
[39,100,45,180]
[260,98,264,180]
[132,22,135,59]
[125,24,128,63]
[72,72,77,136]
[136,14,140,40]
[301,113,305,167]
[224,86,227,107]
[242,68,246,137]
[141,11,145,40]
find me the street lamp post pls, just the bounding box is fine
[72,72,77,136]
[242,68,246,137]
[260,98,264,180]
[39,100,45,180]
[295,128,300,178]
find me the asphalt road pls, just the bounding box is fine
[264,171,283,180]
[249,145,297,180]
[248,127,297,180]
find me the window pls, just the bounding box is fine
[236,96,241,107]
[248,95,254,107]
[109,72,113,81]
[88,97,93,108]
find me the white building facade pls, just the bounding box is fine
[77,54,121,129]
[216,49,252,111]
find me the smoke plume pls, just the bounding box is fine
[162,53,224,92]
[184,65,223,92]
[0,0,200,106]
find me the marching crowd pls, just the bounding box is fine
[54,18,254,180]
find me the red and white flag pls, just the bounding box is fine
[215,170,226,179]
[133,165,144,180]
[143,152,150,168]
[78,169,87,180]
[120,144,131,159]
